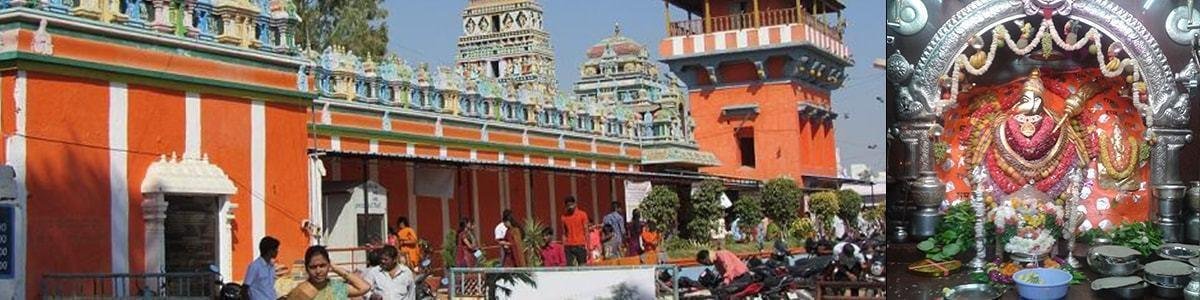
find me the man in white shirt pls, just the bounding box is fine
[365,246,416,300]
[243,236,279,300]
[495,209,512,265]
[833,241,865,264]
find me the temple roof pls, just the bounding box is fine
[586,24,647,60]
[467,0,536,8]
[665,0,844,15]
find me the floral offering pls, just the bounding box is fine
[972,257,1085,285]
[989,197,1063,256]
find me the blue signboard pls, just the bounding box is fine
[0,205,12,279]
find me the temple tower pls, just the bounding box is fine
[457,0,557,95]
[656,0,852,186]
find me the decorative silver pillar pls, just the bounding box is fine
[1064,169,1083,268]
[1150,128,1191,243]
[902,122,945,241]
[969,166,988,272]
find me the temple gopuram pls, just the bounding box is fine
[574,24,720,175]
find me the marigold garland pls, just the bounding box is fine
[1097,130,1139,181]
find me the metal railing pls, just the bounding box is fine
[710,13,755,33]
[667,8,844,39]
[447,264,681,299]
[41,272,218,299]
[814,281,886,300]
[327,246,372,271]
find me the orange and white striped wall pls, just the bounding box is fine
[0,13,314,298]
[0,70,311,298]
[659,23,849,60]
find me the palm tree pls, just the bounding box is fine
[521,217,548,266]
[479,258,537,300]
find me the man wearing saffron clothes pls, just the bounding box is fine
[696,249,750,285]
[560,196,590,266]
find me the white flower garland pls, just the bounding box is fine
[1005,229,1057,255]
[940,17,1142,115]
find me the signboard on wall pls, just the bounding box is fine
[0,205,13,279]
[414,167,456,199]
[353,181,388,215]
[623,180,651,220]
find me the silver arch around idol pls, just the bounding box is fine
[888,0,1194,242]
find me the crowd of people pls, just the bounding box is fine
[235,194,888,299]
[238,236,421,300]
[449,196,665,270]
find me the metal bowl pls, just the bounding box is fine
[1091,276,1147,300]
[1089,245,1143,276]
[1010,251,1049,265]
[1096,281,1148,299]
[1160,244,1200,261]
[1148,280,1184,299]
[943,283,1005,300]
[1145,260,1192,288]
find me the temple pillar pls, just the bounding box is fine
[151,0,172,33]
[1150,128,1191,243]
[142,196,169,274]
[900,121,944,241]
[184,0,197,37]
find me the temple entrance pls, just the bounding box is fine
[163,196,220,273]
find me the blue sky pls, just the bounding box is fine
[385,0,884,175]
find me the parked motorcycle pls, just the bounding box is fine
[209,264,244,300]
[413,258,435,300]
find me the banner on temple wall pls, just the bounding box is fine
[624,180,651,219]
[500,267,657,299]
[414,167,455,199]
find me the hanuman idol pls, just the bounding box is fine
[963,69,1106,200]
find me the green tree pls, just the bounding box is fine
[791,217,816,240]
[762,178,802,225]
[731,193,764,232]
[641,186,680,236]
[809,191,840,239]
[296,0,389,58]
[837,189,864,227]
[686,180,726,242]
